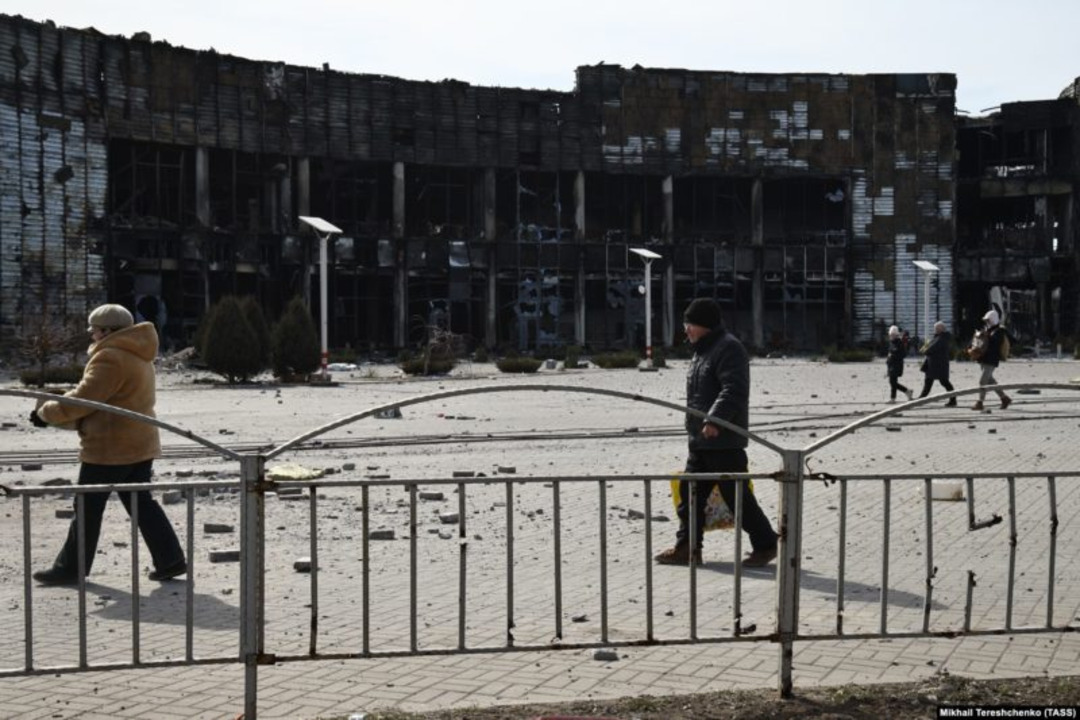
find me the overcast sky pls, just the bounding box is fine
[6,0,1078,115]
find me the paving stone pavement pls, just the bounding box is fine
[2,357,1080,719]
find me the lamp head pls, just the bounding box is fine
[299,216,344,235]
[629,247,661,261]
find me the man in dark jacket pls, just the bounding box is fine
[918,321,957,406]
[654,298,779,567]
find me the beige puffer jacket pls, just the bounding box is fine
[38,322,161,465]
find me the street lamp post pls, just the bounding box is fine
[913,259,940,343]
[298,216,343,381]
[630,247,662,370]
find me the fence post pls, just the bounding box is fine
[776,448,805,697]
[240,453,266,720]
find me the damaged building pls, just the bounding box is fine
[956,89,1080,345]
[1,13,1074,356]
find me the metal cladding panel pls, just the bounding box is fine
[0,102,19,335]
[895,238,953,341]
[327,73,350,158]
[38,25,62,114]
[102,40,129,127]
[0,94,107,335]
[0,22,17,88]
[346,76,371,159]
[851,238,954,343]
[217,67,241,148]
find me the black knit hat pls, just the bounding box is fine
[683,298,722,329]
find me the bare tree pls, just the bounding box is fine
[18,314,86,387]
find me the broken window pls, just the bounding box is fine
[672,177,751,241]
[585,172,664,242]
[108,140,194,229]
[310,159,392,238]
[763,178,847,244]
[404,165,479,238]
[495,169,576,242]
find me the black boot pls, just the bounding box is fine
[33,566,78,586]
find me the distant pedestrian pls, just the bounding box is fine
[918,321,956,406]
[970,309,1012,412]
[886,325,913,403]
[654,298,779,567]
[30,304,187,586]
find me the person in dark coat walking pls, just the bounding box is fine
[886,325,913,403]
[918,321,956,406]
[654,298,779,567]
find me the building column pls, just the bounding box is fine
[296,157,312,313]
[484,167,497,348]
[574,171,586,240]
[662,175,674,347]
[194,147,211,311]
[279,177,292,235]
[393,161,407,348]
[574,171,586,345]
[195,147,210,228]
[575,256,586,346]
[751,176,764,350]
[297,157,310,218]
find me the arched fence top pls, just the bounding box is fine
[0,388,242,461]
[267,383,787,459]
[9,381,1078,470]
[801,382,1080,457]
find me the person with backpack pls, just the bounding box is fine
[970,309,1012,412]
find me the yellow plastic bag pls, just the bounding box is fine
[670,476,754,532]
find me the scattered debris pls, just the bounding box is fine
[267,463,325,481]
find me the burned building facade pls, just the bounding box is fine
[956,92,1080,345]
[0,14,1002,355]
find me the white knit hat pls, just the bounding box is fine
[982,309,1000,326]
[888,325,900,338]
[87,304,134,331]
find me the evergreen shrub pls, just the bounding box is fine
[591,350,641,369]
[202,296,264,383]
[495,356,542,373]
[272,296,321,380]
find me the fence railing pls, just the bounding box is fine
[2,382,1079,719]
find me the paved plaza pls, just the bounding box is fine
[2,355,1080,719]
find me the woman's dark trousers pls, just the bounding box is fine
[52,460,184,577]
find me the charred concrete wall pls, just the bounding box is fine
[0,14,957,354]
[956,98,1080,344]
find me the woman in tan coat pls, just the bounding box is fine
[31,304,187,585]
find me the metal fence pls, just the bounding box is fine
[2,382,1079,719]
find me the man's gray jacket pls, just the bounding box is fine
[684,326,750,450]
